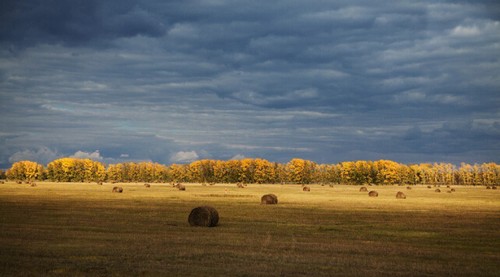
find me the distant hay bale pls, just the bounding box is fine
[144,183,151,188]
[177,184,186,191]
[492,186,497,190]
[97,182,103,185]
[236,183,245,188]
[435,189,441,193]
[427,185,432,189]
[368,191,378,197]
[451,188,456,192]
[486,186,491,189]
[329,184,334,188]
[396,191,406,199]
[30,182,37,187]
[406,186,412,190]
[17,181,22,184]
[209,182,215,186]
[188,206,219,227]
[112,186,123,193]
[302,186,311,192]
[359,187,368,192]
[0,181,4,184]
[446,185,450,188]
[261,194,278,204]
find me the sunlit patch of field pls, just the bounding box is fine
[0,182,498,276]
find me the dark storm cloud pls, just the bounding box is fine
[0,0,499,168]
[0,0,166,47]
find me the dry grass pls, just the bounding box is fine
[0,182,499,276]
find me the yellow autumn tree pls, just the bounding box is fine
[287,158,316,184]
[339,161,355,184]
[169,164,189,182]
[374,160,401,185]
[6,161,45,181]
[253,158,275,184]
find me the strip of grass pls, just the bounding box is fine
[0,182,498,276]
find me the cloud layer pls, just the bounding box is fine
[0,0,499,167]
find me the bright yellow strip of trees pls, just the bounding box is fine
[4,158,500,186]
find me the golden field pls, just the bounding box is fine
[0,182,498,276]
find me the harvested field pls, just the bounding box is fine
[0,182,498,276]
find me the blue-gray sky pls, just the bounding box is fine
[1,0,499,168]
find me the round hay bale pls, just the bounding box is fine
[396,191,406,199]
[302,186,311,192]
[486,186,491,189]
[188,206,219,227]
[30,182,37,187]
[406,186,412,190]
[368,191,378,197]
[144,183,151,188]
[359,187,368,192]
[112,186,123,193]
[178,184,186,191]
[236,183,245,188]
[261,194,278,204]
[492,186,497,190]
[451,188,456,192]
[427,185,432,189]
[435,189,441,193]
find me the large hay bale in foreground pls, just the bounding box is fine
[302,186,311,192]
[359,187,368,192]
[396,191,406,199]
[368,191,378,197]
[112,186,123,193]
[261,194,278,204]
[188,206,219,227]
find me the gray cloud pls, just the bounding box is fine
[0,0,499,168]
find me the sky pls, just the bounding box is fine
[0,0,499,168]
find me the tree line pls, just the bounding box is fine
[4,158,500,186]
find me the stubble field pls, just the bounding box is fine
[0,182,499,276]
